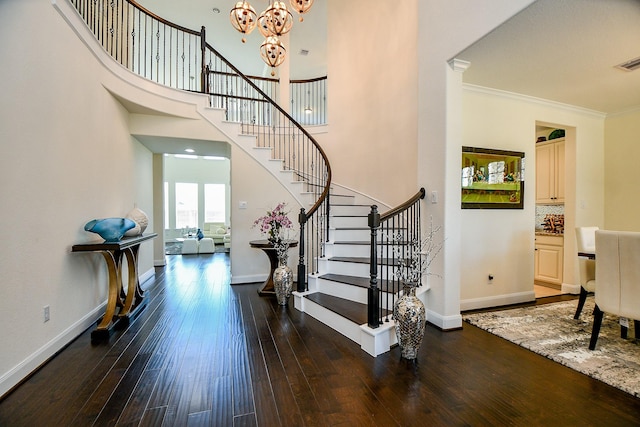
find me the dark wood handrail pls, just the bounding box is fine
[380,188,426,221]
[208,93,271,103]
[203,40,332,221]
[290,76,328,84]
[126,0,200,35]
[209,69,280,83]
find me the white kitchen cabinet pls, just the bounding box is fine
[534,234,564,287]
[536,138,565,204]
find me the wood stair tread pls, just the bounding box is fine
[319,273,397,293]
[304,292,391,325]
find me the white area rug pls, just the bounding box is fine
[463,297,640,397]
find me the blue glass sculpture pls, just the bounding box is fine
[84,218,136,242]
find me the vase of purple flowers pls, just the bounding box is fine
[253,202,293,245]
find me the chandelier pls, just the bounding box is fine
[230,0,314,75]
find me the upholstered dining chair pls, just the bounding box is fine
[589,230,640,350]
[574,226,598,319]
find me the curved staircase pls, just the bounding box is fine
[61,0,421,357]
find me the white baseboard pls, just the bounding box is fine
[231,274,267,285]
[460,290,536,312]
[0,302,105,399]
[140,267,155,284]
[562,283,580,294]
[426,309,463,330]
[0,267,156,399]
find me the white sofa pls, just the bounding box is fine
[202,222,230,245]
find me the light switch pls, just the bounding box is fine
[431,191,438,204]
[239,201,248,209]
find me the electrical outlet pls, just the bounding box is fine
[44,305,50,322]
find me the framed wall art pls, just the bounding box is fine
[461,146,525,209]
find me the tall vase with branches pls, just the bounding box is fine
[391,216,444,360]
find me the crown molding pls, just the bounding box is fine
[448,58,471,73]
[606,105,640,118]
[463,83,606,119]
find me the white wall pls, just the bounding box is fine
[0,0,155,396]
[319,0,419,207]
[604,109,640,231]
[460,87,605,309]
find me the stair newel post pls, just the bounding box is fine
[368,205,381,328]
[200,26,206,93]
[297,208,307,292]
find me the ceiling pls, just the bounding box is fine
[136,0,327,79]
[455,0,640,115]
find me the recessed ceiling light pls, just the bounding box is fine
[185,148,195,153]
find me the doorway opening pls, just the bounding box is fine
[534,122,576,299]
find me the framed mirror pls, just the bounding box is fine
[461,146,525,209]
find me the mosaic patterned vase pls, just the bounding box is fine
[393,283,426,360]
[273,257,293,306]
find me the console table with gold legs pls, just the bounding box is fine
[72,233,157,341]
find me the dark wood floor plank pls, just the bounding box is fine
[270,314,337,416]
[233,412,258,427]
[210,375,234,426]
[139,405,167,427]
[259,303,327,426]
[254,309,304,426]
[239,293,282,426]
[115,367,162,426]
[95,352,155,425]
[2,253,640,427]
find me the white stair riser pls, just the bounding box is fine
[295,296,362,343]
[331,204,370,216]
[325,243,370,258]
[293,293,395,356]
[331,228,374,242]
[332,216,368,228]
[319,259,393,277]
[315,278,395,310]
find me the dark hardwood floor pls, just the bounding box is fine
[1,254,639,426]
